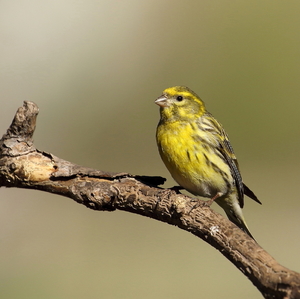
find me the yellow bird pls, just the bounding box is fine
[155,86,261,239]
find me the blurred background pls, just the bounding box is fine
[1,1,300,298]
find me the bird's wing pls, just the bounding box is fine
[219,128,245,208]
[205,115,245,207]
[214,119,261,206]
[198,114,261,207]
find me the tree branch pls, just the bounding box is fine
[1,101,300,299]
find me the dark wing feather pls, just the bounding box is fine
[219,129,245,208]
[205,114,245,207]
[199,113,260,207]
[243,184,262,204]
[216,121,261,207]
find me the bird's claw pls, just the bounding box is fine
[169,185,184,194]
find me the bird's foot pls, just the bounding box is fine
[169,185,184,194]
[188,198,202,214]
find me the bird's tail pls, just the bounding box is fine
[215,196,255,240]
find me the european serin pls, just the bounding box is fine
[155,86,261,239]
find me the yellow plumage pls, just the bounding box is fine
[155,86,261,239]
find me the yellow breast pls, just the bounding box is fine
[156,121,232,198]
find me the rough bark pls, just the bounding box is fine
[1,101,300,299]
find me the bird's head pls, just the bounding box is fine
[155,86,206,122]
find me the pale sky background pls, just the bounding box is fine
[1,1,300,298]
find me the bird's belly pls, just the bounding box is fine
[157,124,232,198]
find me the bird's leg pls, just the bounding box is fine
[189,192,223,214]
[205,192,224,207]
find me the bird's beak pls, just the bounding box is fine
[155,95,169,107]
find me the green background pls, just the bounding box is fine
[1,1,300,298]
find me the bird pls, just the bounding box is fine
[155,86,261,239]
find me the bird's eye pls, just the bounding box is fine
[176,96,183,102]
